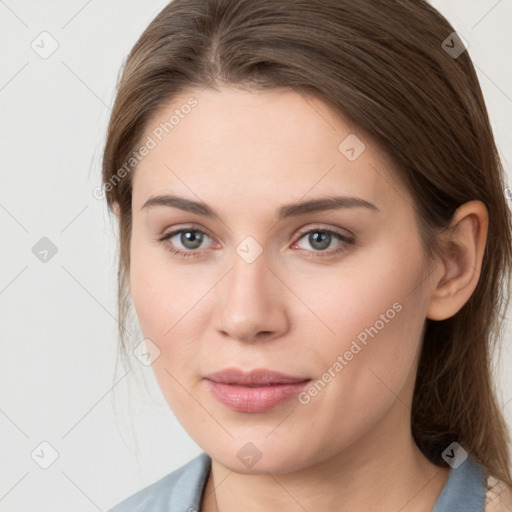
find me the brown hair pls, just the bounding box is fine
[102,0,512,487]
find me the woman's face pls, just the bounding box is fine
[129,85,437,474]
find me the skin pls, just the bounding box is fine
[126,84,489,511]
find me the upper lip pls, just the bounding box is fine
[204,368,310,386]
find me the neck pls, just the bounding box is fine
[202,400,450,512]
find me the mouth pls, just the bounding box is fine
[203,367,311,413]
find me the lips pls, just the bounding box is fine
[204,367,310,386]
[203,368,311,413]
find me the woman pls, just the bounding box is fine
[102,0,512,510]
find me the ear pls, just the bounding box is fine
[426,200,488,321]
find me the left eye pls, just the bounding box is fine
[294,229,352,253]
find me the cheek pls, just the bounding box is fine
[297,236,427,392]
[299,295,425,453]
[293,239,429,432]
[129,225,199,337]
[129,235,217,379]
[129,248,210,416]
[294,235,428,354]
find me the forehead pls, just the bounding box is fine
[131,85,403,213]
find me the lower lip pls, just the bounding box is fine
[204,379,311,413]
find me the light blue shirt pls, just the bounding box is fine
[107,452,487,511]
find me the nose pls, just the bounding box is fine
[213,246,290,344]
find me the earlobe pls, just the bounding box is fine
[426,200,488,321]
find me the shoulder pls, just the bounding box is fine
[107,452,211,512]
[485,475,512,512]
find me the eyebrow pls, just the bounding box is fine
[141,194,379,220]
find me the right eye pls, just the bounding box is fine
[158,228,215,258]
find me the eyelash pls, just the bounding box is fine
[157,225,355,260]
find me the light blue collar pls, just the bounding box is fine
[432,455,487,511]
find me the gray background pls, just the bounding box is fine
[1,0,511,510]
